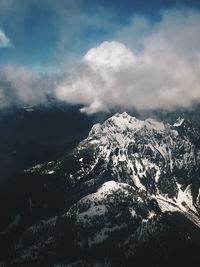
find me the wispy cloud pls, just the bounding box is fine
[0,29,11,47]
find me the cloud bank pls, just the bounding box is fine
[55,8,200,114]
[0,65,53,108]
[0,29,11,47]
[1,8,200,114]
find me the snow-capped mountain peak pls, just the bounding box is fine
[88,112,165,147]
[102,112,164,132]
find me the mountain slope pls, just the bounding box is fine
[1,112,200,266]
[28,112,200,215]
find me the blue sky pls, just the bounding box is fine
[1,0,200,71]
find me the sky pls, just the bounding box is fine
[0,0,200,113]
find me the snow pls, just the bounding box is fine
[23,106,35,112]
[127,159,145,190]
[156,194,200,228]
[141,157,161,183]
[145,118,165,131]
[87,112,165,148]
[155,185,200,228]
[77,205,108,223]
[88,223,126,247]
[90,140,100,144]
[153,143,168,166]
[110,113,164,132]
[87,157,99,173]
[168,148,173,172]
[154,167,161,183]
[47,170,55,174]
[78,181,132,205]
[173,117,185,127]
[156,196,180,213]
[112,154,118,165]
[89,123,101,136]
[131,174,145,189]
[99,180,123,194]
[148,211,156,219]
[142,211,156,222]
[129,208,136,217]
[26,163,43,172]
[197,188,200,205]
[176,183,197,213]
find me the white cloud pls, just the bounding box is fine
[0,65,53,108]
[0,8,200,114]
[83,41,136,70]
[55,8,200,114]
[0,29,11,47]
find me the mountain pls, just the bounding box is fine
[1,112,200,267]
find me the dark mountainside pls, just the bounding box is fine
[0,103,200,267]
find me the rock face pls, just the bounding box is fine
[1,112,200,267]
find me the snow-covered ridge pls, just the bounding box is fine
[89,112,165,135]
[88,112,165,147]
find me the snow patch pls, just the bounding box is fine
[173,117,184,127]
